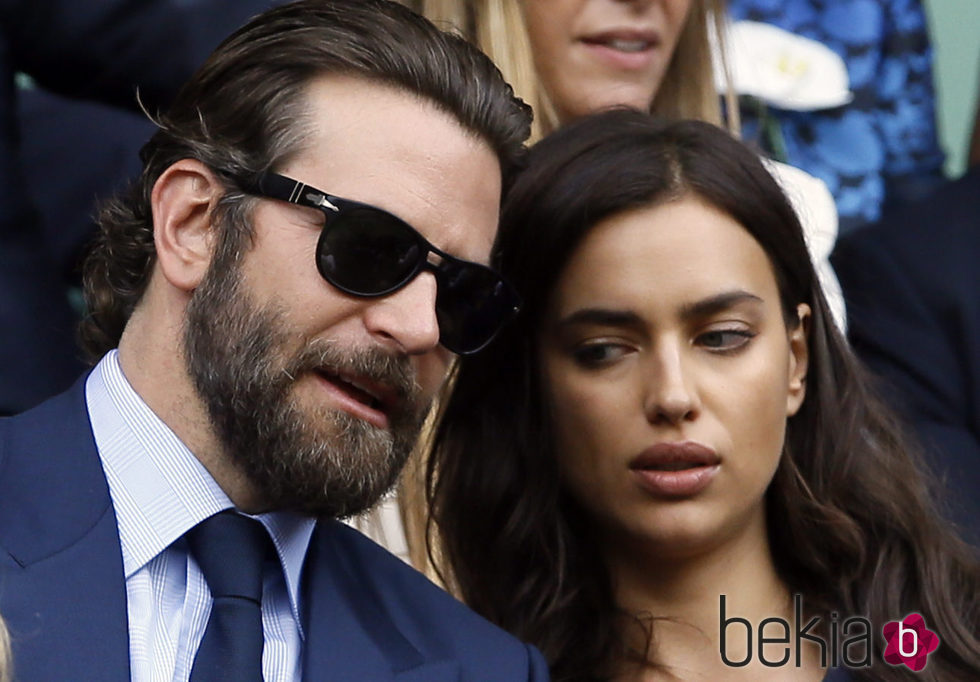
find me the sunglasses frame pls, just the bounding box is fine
[238,172,521,355]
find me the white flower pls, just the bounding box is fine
[712,20,852,111]
[765,160,847,331]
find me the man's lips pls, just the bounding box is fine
[312,368,400,429]
[629,442,721,497]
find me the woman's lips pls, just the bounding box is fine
[629,442,721,498]
[579,29,660,70]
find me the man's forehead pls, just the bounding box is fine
[297,75,472,148]
[281,74,503,261]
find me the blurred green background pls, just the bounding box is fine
[924,0,980,177]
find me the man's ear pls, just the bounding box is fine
[151,159,223,292]
[786,303,811,417]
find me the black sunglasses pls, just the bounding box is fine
[239,172,521,355]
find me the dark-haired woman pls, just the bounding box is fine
[427,111,980,682]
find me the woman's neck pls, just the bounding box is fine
[605,516,825,681]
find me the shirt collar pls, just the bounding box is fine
[86,350,317,621]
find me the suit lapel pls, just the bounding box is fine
[301,523,461,682]
[0,377,131,682]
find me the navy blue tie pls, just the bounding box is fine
[187,511,273,682]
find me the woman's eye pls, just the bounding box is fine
[697,329,755,352]
[571,343,628,367]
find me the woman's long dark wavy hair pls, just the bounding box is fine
[427,111,980,681]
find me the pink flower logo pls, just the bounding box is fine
[882,613,940,671]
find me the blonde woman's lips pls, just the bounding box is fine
[580,29,659,70]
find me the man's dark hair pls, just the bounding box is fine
[80,0,532,359]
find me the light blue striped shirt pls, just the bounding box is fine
[86,350,316,682]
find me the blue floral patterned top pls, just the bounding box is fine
[728,0,946,232]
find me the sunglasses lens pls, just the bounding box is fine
[436,261,520,354]
[317,208,422,295]
[312,197,518,354]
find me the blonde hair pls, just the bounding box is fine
[415,0,736,142]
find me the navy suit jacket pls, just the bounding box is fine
[0,379,549,681]
[832,167,980,545]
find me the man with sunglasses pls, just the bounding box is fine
[0,2,543,681]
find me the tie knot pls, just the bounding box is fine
[187,511,272,603]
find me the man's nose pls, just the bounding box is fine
[361,272,441,355]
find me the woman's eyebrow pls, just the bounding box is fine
[555,291,764,331]
[557,308,645,330]
[677,290,763,320]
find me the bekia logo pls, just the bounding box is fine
[719,595,872,668]
[720,596,942,673]
[882,613,940,672]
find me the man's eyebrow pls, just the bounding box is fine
[677,290,763,319]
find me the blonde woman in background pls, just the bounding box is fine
[415,0,730,140]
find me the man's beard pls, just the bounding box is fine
[182,249,429,519]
